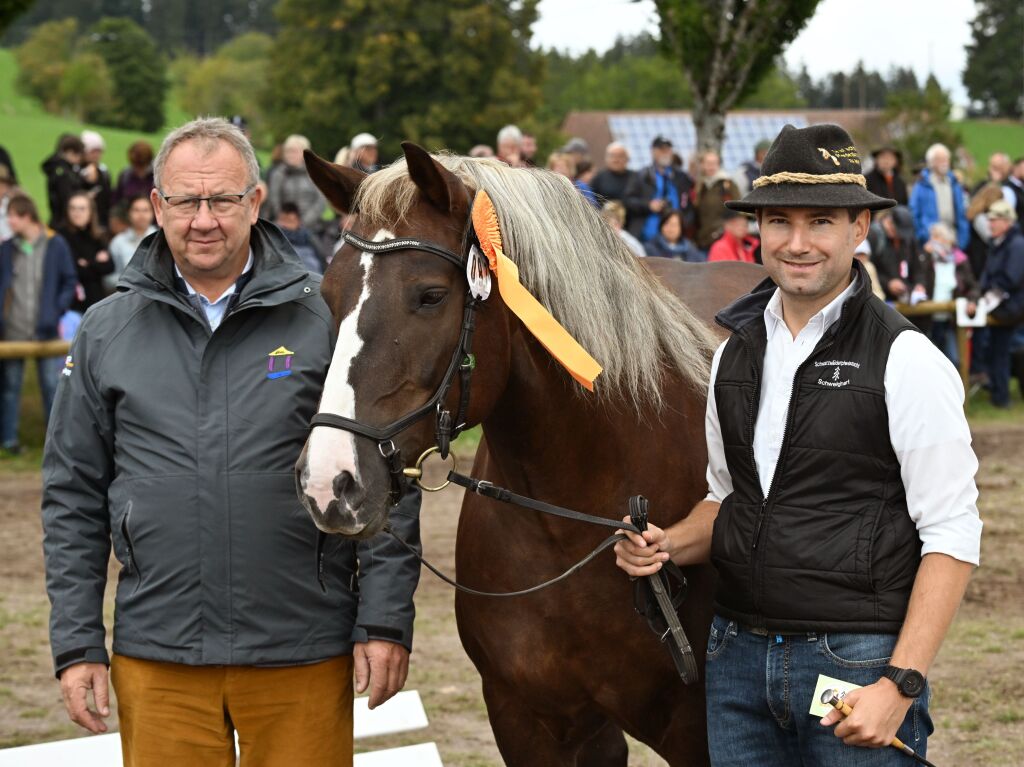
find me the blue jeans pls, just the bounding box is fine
[988,324,1016,406]
[929,319,959,366]
[0,356,63,448]
[706,615,932,766]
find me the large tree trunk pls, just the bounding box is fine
[693,105,726,155]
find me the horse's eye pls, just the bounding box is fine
[419,289,448,307]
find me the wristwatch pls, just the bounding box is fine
[883,665,926,698]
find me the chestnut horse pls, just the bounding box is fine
[296,143,763,765]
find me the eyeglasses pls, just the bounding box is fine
[157,185,256,217]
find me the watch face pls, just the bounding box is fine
[902,669,926,697]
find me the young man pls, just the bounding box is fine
[0,194,77,454]
[42,118,421,765]
[616,124,981,765]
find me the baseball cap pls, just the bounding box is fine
[987,199,1018,221]
[350,133,378,151]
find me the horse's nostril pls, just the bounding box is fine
[333,471,367,509]
[333,471,354,497]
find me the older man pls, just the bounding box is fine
[909,143,969,249]
[623,135,695,242]
[42,117,421,766]
[591,142,636,207]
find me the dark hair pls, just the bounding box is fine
[658,209,685,239]
[7,193,39,222]
[278,201,301,217]
[58,134,85,155]
[127,140,154,169]
[66,192,106,242]
[575,160,593,179]
[127,193,151,209]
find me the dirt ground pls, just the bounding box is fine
[1,423,1022,765]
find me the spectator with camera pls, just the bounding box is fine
[623,135,695,243]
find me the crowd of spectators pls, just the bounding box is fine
[2,120,1024,455]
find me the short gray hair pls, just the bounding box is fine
[496,124,522,146]
[154,117,260,190]
[925,143,950,167]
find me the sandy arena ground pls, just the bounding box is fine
[1,423,1021,764]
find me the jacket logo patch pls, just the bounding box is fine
[267,346,294,380]
[62,355,74,377]
[814,359,860,388]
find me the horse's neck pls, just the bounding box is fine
[480,333,704,506]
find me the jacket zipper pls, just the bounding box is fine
[744,308,844,618]
[121,502,142,593]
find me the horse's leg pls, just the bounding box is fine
[575,718,628,766]
[481,678,618,767]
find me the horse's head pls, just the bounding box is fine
[296,143,511,538]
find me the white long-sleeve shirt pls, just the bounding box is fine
[704,277,983,566]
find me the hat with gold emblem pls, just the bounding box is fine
[726,124,896,212]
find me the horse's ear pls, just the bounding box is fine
[402,141,466,214]
[303,149,366,215]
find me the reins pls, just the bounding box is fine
[310,221,699,684]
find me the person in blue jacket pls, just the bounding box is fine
[0,193,77,454]
[909,143,970,249]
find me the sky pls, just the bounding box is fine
[531,0,975,105]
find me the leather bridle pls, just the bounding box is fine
[309,226,479,505]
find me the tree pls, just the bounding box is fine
[58,51,116,123]
[14,18,79,112]
[84,17,167,131]
[884,75,961,167]
[265,0,543,159]
[180,32,274,143]
[0,0,34,37]
[963,0,1024,118]
[652,0,820,153]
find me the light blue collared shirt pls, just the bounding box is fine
[174,250,254,331]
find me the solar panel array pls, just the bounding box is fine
[608,113,810,171]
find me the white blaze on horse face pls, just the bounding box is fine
[304,230,395,515]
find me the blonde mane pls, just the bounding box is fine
[354,153,719,409]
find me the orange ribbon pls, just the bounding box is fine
[471,190,603,391]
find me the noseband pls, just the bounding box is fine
[309,227,479,504]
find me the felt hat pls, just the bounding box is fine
[651,135,673,149]
[871,145,903,165]
[726,124,896,212]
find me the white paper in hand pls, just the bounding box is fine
[809,674,862,717]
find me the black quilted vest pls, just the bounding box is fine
[711,261,922,633]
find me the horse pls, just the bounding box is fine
[295,142,764,765]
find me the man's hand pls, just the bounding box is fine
[354,640,409,709]
[887,278,908,298]
[820,680,912,748]
[614,519,672,577]
[59,662,110,733]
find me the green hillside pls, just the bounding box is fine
[0,47,190,222]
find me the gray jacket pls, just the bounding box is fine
[42,221,421,675]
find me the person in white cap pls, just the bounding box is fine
[80,130,112,228]
[349,133,378,174]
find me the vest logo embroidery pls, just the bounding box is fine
[814,359,860,388]
[267,346,294,380]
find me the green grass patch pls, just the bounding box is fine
[0,48,264,223]
[956,120,1024,181]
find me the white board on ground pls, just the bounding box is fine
[354,689,429,738]
[355,742,444,767]
[0,690,431,765]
